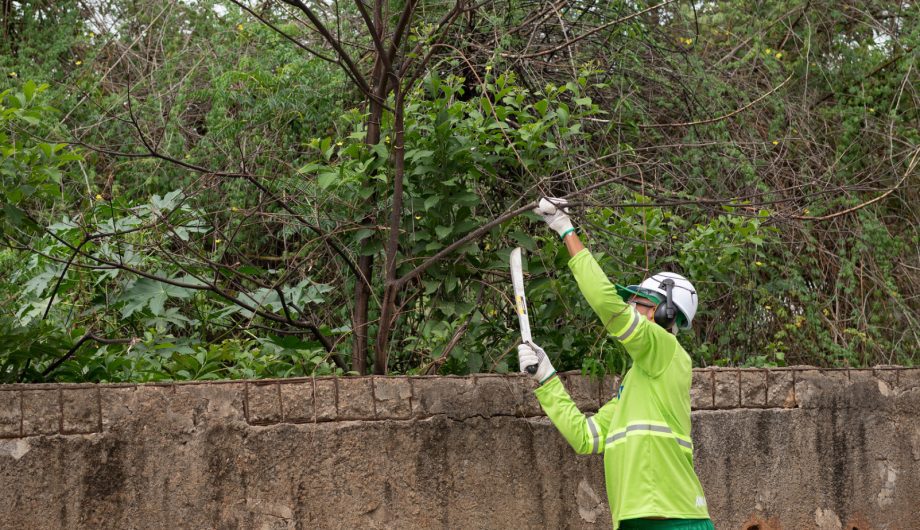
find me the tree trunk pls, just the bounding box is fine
[353,2,389,374]
[1,0,14,53]
[373,87,406,374]
[352,97,384,375]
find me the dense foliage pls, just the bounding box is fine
[1,0,917,383]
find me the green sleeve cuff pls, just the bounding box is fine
[567,248,591,269]
[534,374,564,399]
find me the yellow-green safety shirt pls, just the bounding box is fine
[534,249,709,528]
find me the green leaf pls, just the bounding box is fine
[23,80,37,101]
[371,142,389,160]
[2,203,32,228]
[297,163,324,174]
[454,192,479,206]
[118,278,196,317]
[534,99,548,116]
[317,171,338,189]
[423,195,440,210]
[557,103,570,124]
[423,280,440,294]
[354,228,374,241]
[467,351,483,373]
[510,231,537,251]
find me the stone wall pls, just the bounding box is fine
[0,367,917,529]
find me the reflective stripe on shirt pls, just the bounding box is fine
[586,416,601,454]
[605,421,693,452]
[612,307,641,343]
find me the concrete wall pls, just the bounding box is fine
[0,367,917,529]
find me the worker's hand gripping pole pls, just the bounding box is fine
[510,247,537,375]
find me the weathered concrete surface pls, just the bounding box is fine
[0,368,917,529]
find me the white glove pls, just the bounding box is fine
[532,197,574,238]
[517,341,556,384]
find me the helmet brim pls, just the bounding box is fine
[615,284,661,305]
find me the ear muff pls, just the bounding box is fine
[654,278,677,329]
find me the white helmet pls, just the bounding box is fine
[615,272,698,330]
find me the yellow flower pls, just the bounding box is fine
[8,72,17,78]
[230,206,239,212]
[764,305,772,311]
[755,261,764,267]
[775,52,783,59]
[485,65,492,72]
[685,38,693,45]
[384,136,391,143]
[803,208,810,215]
[236,24,244,31]
[765,48,772,54]
[336,141,344,146]
[414,214,422,220]
[215,239,222,244]
[868,108,875,113]
[75,60,83,65]
[89,32,95,38]
[772,140,779,145]
[95,194,103,200]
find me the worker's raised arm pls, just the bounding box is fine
[532,198,675,377]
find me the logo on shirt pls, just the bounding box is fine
[695,496,707,507]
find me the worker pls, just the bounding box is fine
[518,197,714,530]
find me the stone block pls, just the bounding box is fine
[246,383,281,425]
[504,374,545,417]
[794,369,847,408]
[100,387,138,431]
[411,377,477,420]
[373,377,412,419]
[22,389,60,436]
[558,372,600,412]
[61,388,99,434]
[898,369,920,391]
[337,377,375,420]
[280,381,314,423]
[740,370,767,408]
[713,370,740,408]
[0,391,21,438]
[173,382,246,426]
[313,378,337,421]
[131,384,202,433]
[516,383,544,417]
[691,370,714,410]
[766,371,795,408]
[873,368,898,394]
[474,376,535,418]
[847,369,873,384]
[793,369,821,408]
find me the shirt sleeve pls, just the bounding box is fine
[567,249,678,378]
[534,376,617,455]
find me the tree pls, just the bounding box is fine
[1,0,917,382]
